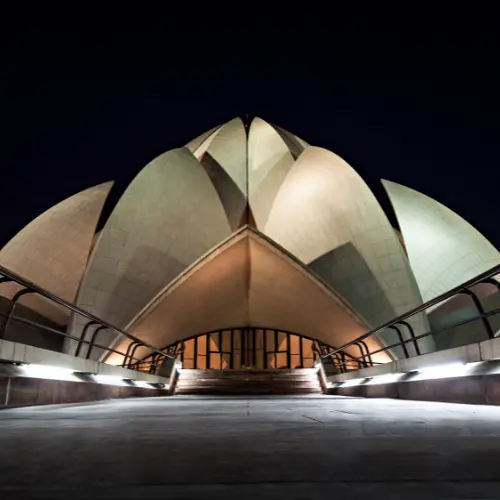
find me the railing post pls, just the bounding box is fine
[338,351,345,371]
[331,353,344,373]
[148,354,157,374]
[459,289,494,339]
[0,288,36,339]
[397,320,421,356]
[354,342,368,368]
[75,320,99,357]
[85,326,108,359]
[149,353,165,374]
[388,325,409,358]
[122,341,139,367]
[128,343,144,369]
[358,340,373,367]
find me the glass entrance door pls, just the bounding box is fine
[175,328,325,369]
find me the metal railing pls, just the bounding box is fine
[5,257,499,377]
[137,326,361,371]
[0,264,174,372]
[321,263,500,372]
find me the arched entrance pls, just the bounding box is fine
[144,328,339,370]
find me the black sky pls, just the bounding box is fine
[2,14,499,247]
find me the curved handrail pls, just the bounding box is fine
[0,264,174,362]
[0,310,151,366]
[321,263,500,361]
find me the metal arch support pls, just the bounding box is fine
[0,277,13,285]
[358,340,373,367]
[339,351,346,369]
[330,352,341,364]
[312,340,319,359]
[388,325,409,358]
[331,352,344,373]
[149,353,165,373]
[480,278,500,294]
[75,320,100,357]
[459,289,495,339]
[168,342,179,358]
[149,353,162,374]
[148,354,158,374]
[122,341,140,367]
[128,342,144,369]
[169,342,178,357]
[353,342,368,368]
[0,287,37,339]
[326,351,338,366]
[396,320,421,356]
[85,326,108,360]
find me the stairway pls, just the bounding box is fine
[174,368,323,395]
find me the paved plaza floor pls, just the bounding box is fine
[1,395,500,498]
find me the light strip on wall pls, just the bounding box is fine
[92,374,128,386]
[134,381,155,389]
[21,364,79,382]
[16,363,161,388]
[335,362,486,387]
[341,378,366,387]
[366,373,404,385]
[412,362,467,381]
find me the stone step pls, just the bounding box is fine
[178,369,317,376]
[175,386,323,395]
[178,377,319,385]
[174,369,323,396]
[177,374,319,382]
[178,371,317,377]
[177,373,320,380]
[176,380,321,388]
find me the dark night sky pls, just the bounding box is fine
[1,14,499,247]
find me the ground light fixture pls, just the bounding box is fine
[133,381,156,389]
[15,362,160,389]
[92,374,129,386]
[20,363,79,382]
[335,361,486,388]
[366,372,405,385]
[340,377,367,387]
[410,362,481,381]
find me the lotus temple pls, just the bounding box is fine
[1,116,499,370]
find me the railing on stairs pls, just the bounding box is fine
[322,263,500,373]
[0,264,174,374]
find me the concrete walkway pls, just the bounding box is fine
[1,395,500,498]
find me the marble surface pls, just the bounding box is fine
[1,395,500,498]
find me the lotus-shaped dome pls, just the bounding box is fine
[1,117,499,362]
